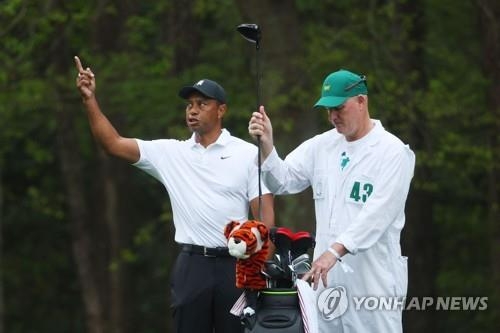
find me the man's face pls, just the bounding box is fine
[326,95,366,141]
[185,92,224,135]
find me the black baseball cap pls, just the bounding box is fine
[178,79,227,104]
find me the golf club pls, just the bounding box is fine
[260,270,274,288]
[236,23,261,106]
[264,260,286,278]
[273,228,293,281]
[291,231,315,259]
[291,253,310,266]
[264,259,290,288]
[289,261,312,286]
[237,23,263,220]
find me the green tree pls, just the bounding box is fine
[0,0,498,332]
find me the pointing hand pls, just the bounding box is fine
[74,56,96,100]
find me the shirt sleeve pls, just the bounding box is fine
[260,140,314,195]
[336,144,415,254]
[132,138,169,182]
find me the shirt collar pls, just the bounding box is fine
[188,128,231,148]
[345,119,384,148]
[364,119,384,147]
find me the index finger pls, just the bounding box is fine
[301,271,315,286]
[321,272,328,288]
[74,56,84,72]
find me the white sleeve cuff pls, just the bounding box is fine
[260,147,279,171]
[336,236,357,255]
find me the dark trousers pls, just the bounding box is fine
[170,251,243,333]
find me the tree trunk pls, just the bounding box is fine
[381,1,437,331]
[46,1,116,330]
[403,190,437,332]
[234,0,308,127]
[0,167,4,333]
[168,0,200,73]
[477,0,500,320]
[98,149,126,333]
[55,100,107,333]
[87,2,137,332]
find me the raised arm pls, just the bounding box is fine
[74,56,140,163]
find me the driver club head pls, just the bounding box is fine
[237,23,261,45]
[273,228,294,278]
[274,229,292,257]
[291,232,315,259]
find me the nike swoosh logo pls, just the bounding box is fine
[220,156,231,159]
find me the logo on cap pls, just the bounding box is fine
[196,80,204,86]
[324,84,331,91]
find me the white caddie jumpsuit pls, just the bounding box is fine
[261,120,415,333]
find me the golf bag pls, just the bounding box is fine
[244,288,304,333]
[243,227,314,333]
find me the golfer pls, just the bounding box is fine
[248,69,415,332]
[75,56,274,333]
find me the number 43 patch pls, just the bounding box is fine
[348,181,374,203]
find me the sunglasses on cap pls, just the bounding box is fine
[344,75,367,92]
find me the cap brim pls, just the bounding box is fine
[313,96,347,109]
[179,86,205,99]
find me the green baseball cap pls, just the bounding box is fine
[313,69,368,109]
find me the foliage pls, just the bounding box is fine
[0,0,497,331]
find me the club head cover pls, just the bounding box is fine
[291,231,315,259]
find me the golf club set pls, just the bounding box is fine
[243,227,313,333]
[262,227,315,288]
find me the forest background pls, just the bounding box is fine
[1,0,499,332]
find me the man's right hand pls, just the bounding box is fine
[248,105,274,159]
[74,56,96,101]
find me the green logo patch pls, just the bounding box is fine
[340,152,350,170]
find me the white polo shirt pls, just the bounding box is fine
[133,129,269,247]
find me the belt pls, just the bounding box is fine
[181,244,231,257]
